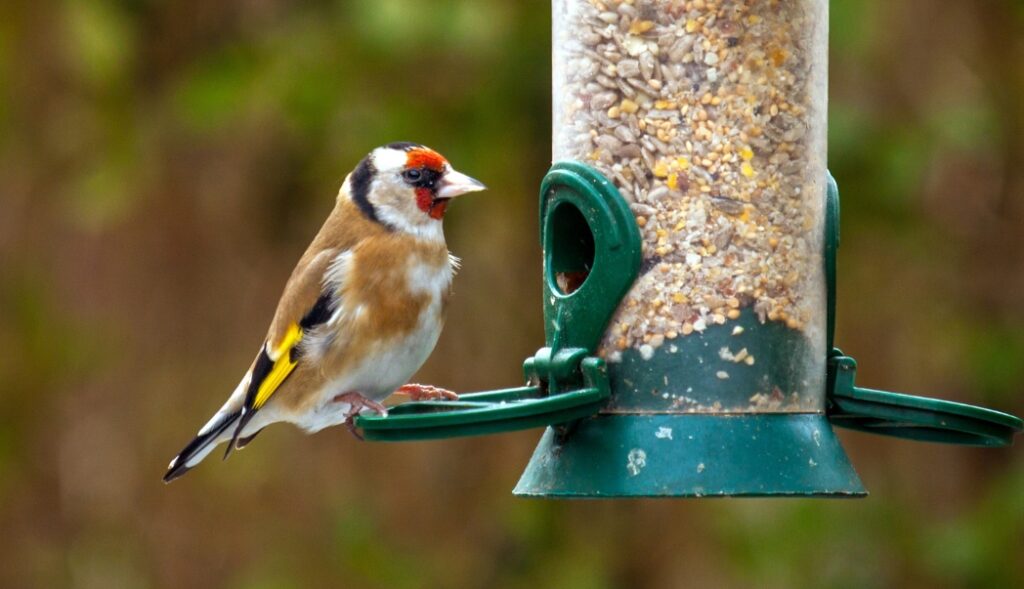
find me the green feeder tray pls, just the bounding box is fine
[819,175,1022,446]
[828,352,1022,447]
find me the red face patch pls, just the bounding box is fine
[415,187,448,219]
[409,147,449,220]
[405,148,447,173]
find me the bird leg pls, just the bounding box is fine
[333,391,388,441]
[393,383,459,401]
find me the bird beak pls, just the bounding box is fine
[436,168,486,199]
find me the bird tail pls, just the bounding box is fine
[163,409,241,483]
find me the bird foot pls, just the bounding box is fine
[333,391,388,441]
[394,383,459,402]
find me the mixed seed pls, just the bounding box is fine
[553,0,827,365]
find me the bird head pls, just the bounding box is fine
[344,142,486,235]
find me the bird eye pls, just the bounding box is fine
[403,168,422,183]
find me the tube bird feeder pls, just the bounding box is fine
[355,0,1022,497]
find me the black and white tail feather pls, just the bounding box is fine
[164,292,335,482]
[163,361,277,482]
[163,408,241,482]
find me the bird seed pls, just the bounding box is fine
[553,0,828,372]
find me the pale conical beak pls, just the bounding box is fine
[436,168,486,199]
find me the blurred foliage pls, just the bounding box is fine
[0,0,1022,588]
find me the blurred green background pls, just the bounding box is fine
[1,0,1022,587]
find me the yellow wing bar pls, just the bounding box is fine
[253,323,302,410]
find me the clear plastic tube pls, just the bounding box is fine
[554,0,829,412]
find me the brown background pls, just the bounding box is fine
[1,0,1022,587]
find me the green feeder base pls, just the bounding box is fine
[513,413,866,498]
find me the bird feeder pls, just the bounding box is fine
[355,0,1022,497]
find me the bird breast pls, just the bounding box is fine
[294,252,452,432]
[311,238,453,389]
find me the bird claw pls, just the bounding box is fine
[333,391,388,441]
[345,419,364,441]
[394,383,459,402]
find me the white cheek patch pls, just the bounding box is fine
[376,206,447,242]
[371,147,408,173]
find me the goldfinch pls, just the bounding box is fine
[164,142,485,482]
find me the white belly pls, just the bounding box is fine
[296,301,445,433]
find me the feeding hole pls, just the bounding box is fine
[548,202,595,295]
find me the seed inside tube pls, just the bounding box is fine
[555,0,826,414]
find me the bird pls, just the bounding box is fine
[163,142,486,482]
